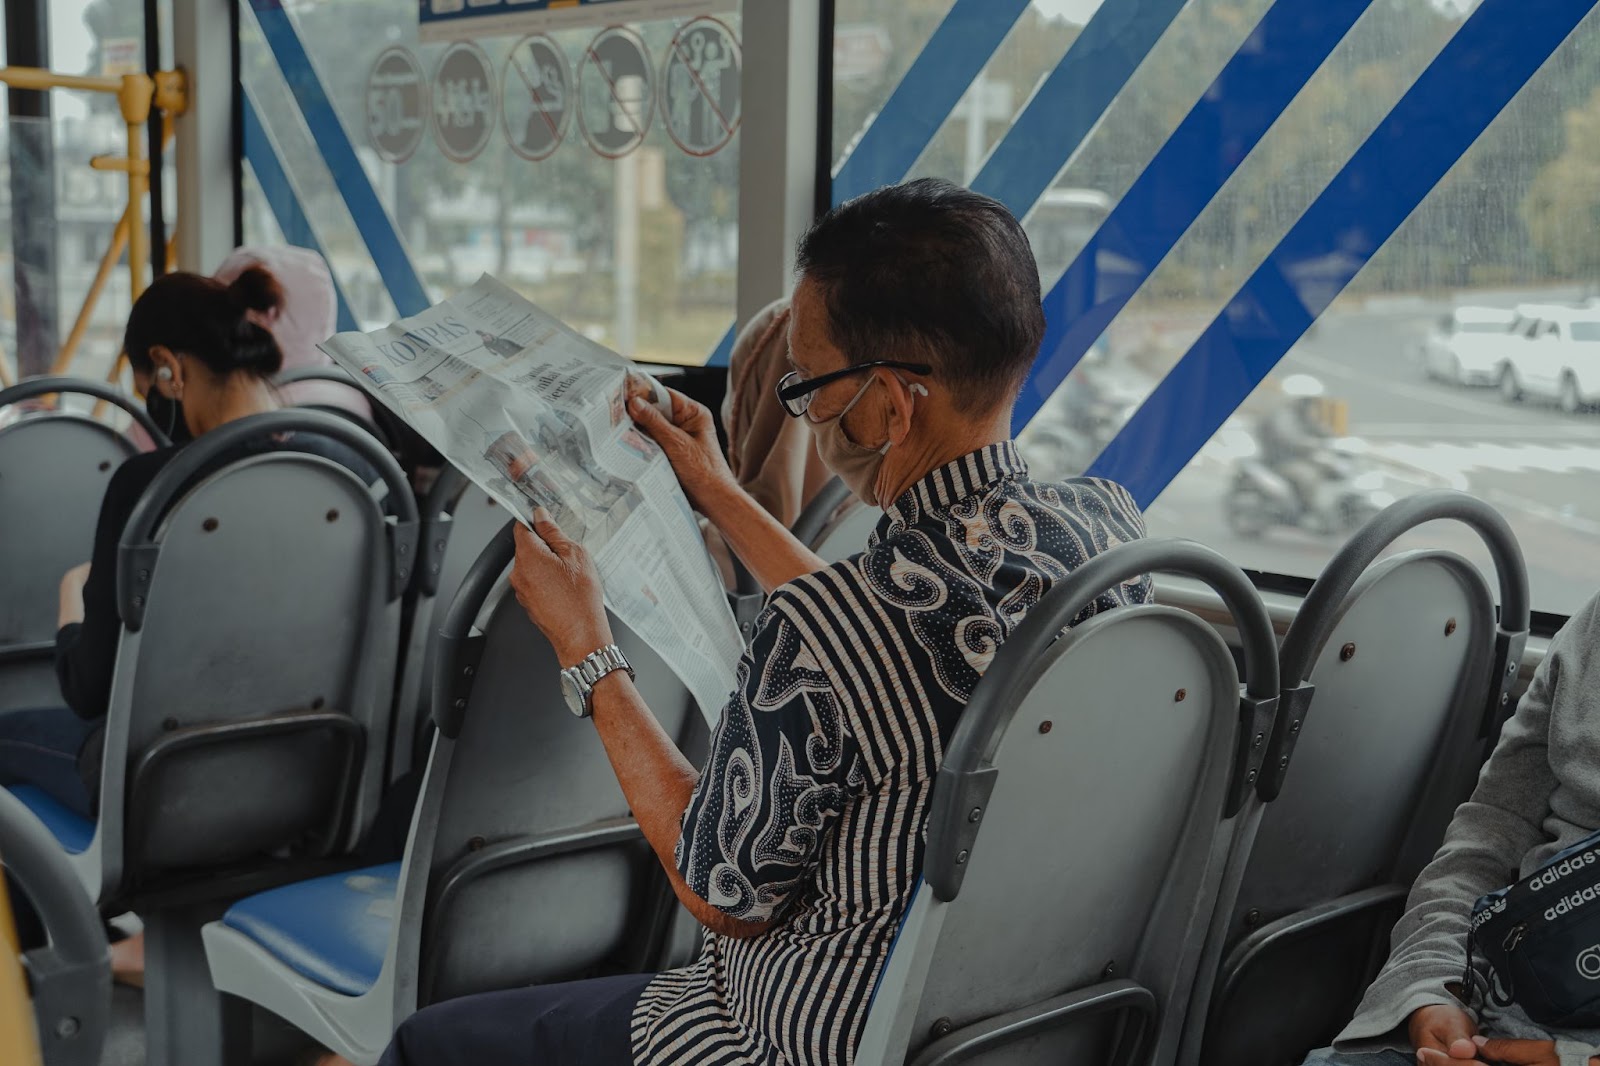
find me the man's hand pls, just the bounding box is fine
[625,374,735,511]
[510,509,613,669]
[58,562,92,629]
[1411,1004,1482,1063]
[1472,1037,1600,1065]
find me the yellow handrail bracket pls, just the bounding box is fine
[0,65,189,383]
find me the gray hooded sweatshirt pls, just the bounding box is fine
[1335,591,1600,1066]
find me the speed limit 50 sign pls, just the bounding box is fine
[367,47,428,163]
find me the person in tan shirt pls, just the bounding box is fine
[704,296,841,588]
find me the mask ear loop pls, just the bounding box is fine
[877,381,930,455]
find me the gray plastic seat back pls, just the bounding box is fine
[97,411,417,893]
[0,378,166,711]
[860,539,1281,1066]
[1199,553,1493,1065]
[418,522,698,1005]
[392,467,508,778]
[790,477,881,563]
[1196,491,1530,1066]
[812,502,881,564]
[911,607,1240,1064]
[1237,552,1492,927]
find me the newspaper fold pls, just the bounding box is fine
[320,275,742,724]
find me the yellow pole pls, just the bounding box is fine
[0,65,187,400]
[0,346,15,389]
[0,66,121,94]
[103,352,129,395]
[118,73,155,302]
[50,209,133,376]
[0,868,43,1066]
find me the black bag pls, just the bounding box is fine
[1467,827,1600,1028]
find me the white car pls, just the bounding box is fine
[1499,305,1600,413]
[1421,306,1514,386]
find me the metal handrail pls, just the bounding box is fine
[0,65,187,386]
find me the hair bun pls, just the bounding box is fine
[226,264,285,315]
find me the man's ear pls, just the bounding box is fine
[879,372,922,447]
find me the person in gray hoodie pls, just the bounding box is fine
[1304,591,1600,1066]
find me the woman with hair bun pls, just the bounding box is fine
[212,245,375,426]
[0,267,385,983]
[0,266,372,823]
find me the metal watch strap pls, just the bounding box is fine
[573,644,634,690]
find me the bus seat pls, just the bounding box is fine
[855,539,1280,1066]
[21,409,419,1066]
[219,862,400,997]
[390,466,507,781]
[202,521,698,1065]
[0,378,168,713]
[729,476,863,639]
[1188,491,1529,1066]
[792,476,879,563]
[276,364,443,477]
[0,786,110,1066]
[6,787,93,857]
[274,365,395,451]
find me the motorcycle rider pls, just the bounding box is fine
[1258,374,1335,518]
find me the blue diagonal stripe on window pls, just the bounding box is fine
[247,0,430,316]
[241,91,360,334]
[707,0,1031,367]
[1088,0,1599,507]
[970,0,1186,218]
[831,0,1031,205]
[1012,0,1377,434]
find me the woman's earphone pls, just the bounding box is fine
[156,366,174,382]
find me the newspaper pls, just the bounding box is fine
[320,275,742,724]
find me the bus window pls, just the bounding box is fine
[1132,7,1600,617]
[1022,187,1112,288]
[237,0,741,366]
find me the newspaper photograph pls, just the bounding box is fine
[319,275,743,724]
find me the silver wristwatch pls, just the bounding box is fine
[559,644,634,718]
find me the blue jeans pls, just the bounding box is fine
[0,705,99,818]
[1302,1051,1413,1065]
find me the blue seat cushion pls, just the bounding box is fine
[222,862,400,997]
[9,785,94,855]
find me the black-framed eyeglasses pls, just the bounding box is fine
[775,360,933,418]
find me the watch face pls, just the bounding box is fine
[560,672,587,717]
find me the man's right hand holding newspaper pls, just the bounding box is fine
[619,375,825,594]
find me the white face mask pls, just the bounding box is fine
[807,373,927,508]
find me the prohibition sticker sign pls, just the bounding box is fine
[502,34,572,161]
[661,17,741,157]
[433,41,496,164]
[367,46,428,163]
[578,26,655,160]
